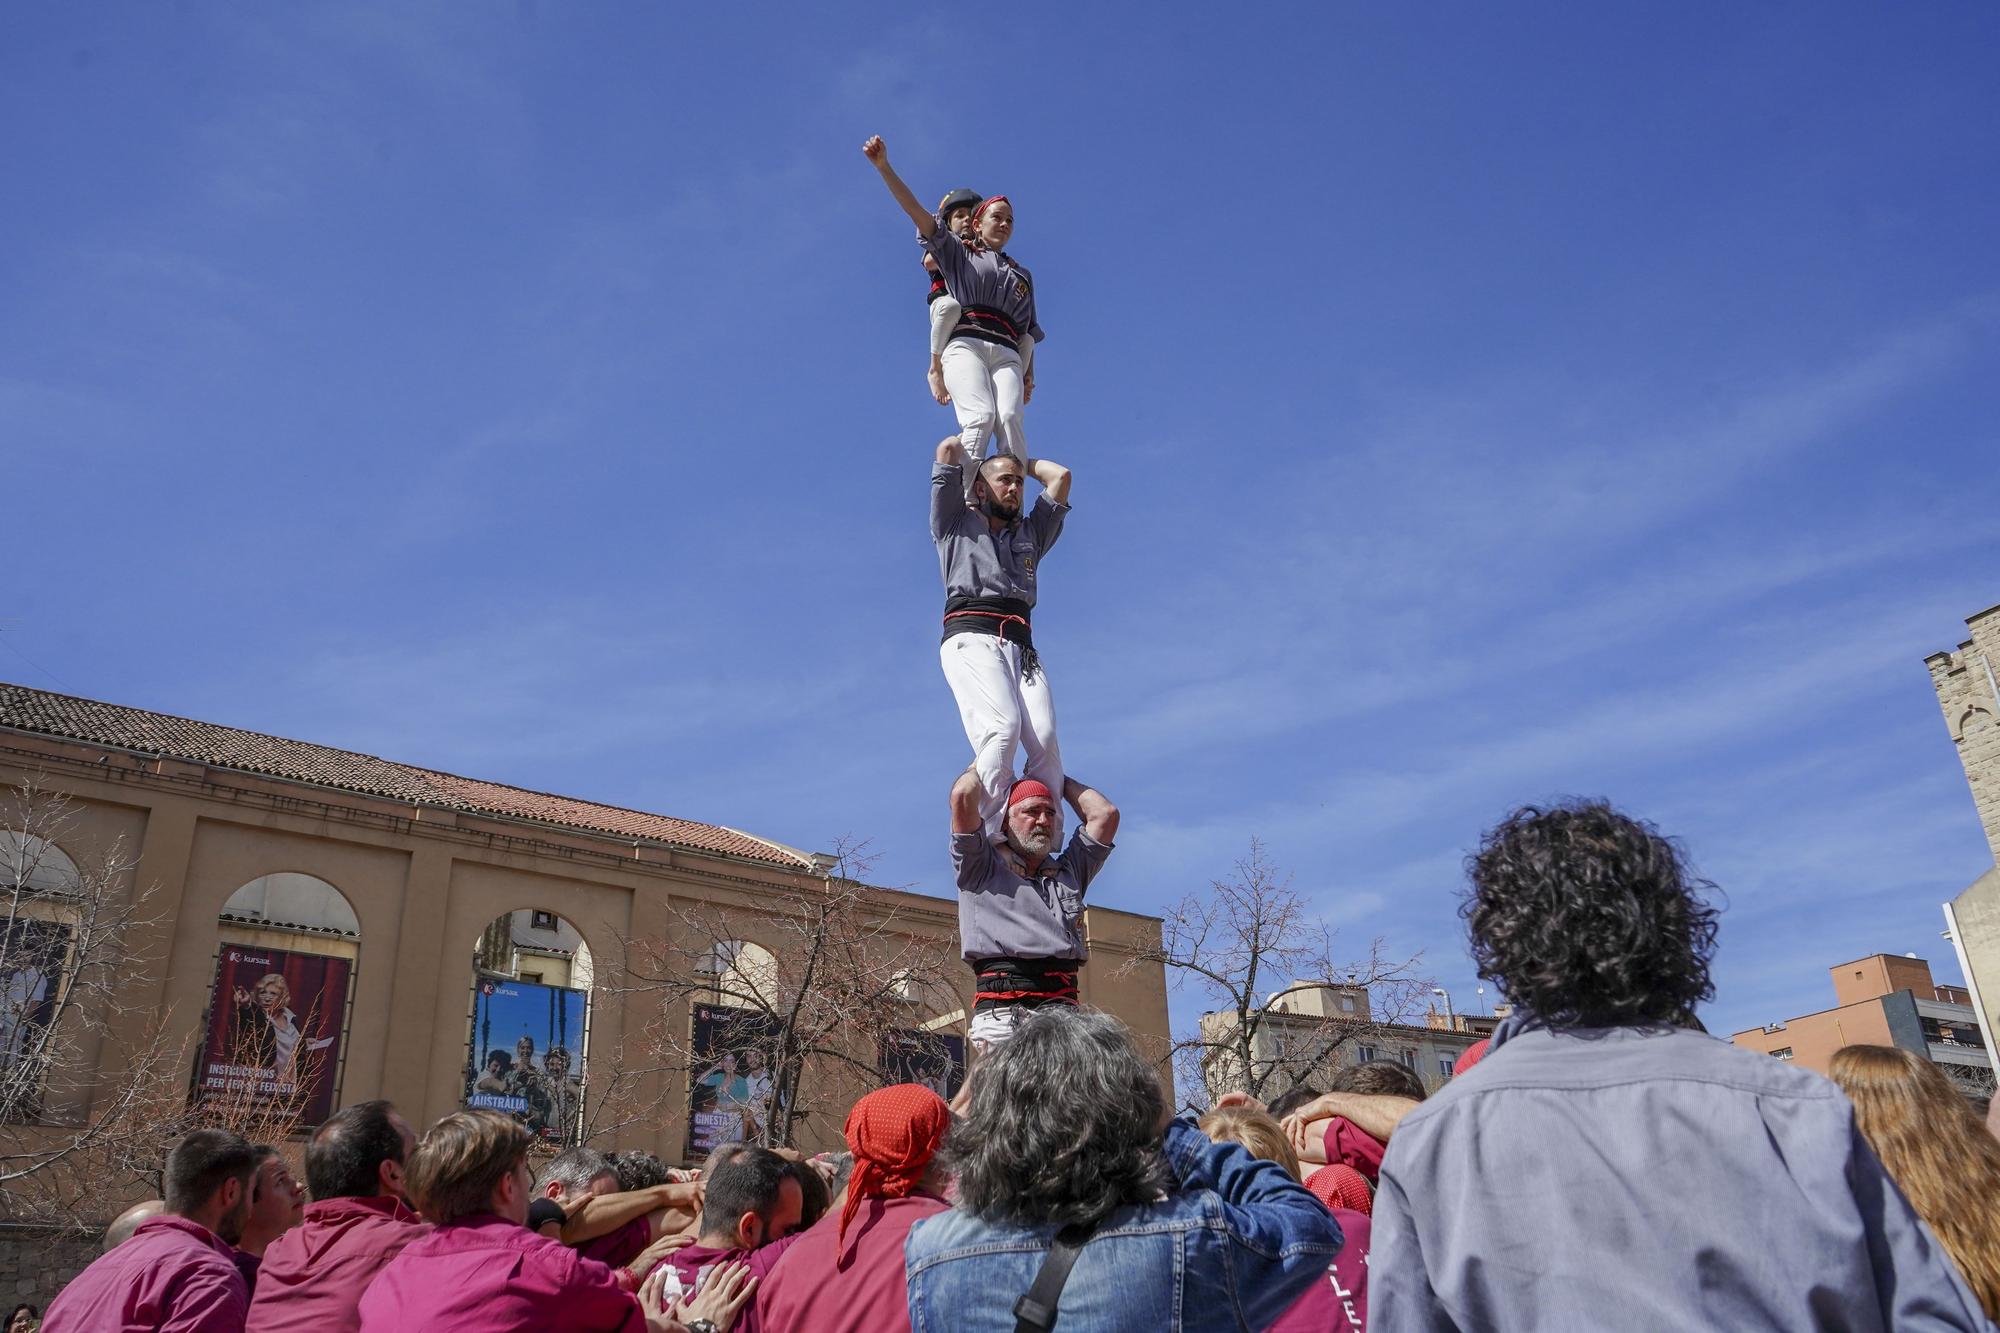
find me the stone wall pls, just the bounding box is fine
[1926,603,2000,865]
[0,1225,100,1315]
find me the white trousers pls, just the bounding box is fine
[941,339,1026,473]
[940,634,1062,840]
[969,1004,1032,1054]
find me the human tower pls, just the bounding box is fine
[862,136,1120,1055]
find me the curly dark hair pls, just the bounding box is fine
[946,1008,1172,1228]
[1463,800,1719,1028]
[611,1150,670,1193]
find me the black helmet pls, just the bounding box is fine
[936,188,983,222]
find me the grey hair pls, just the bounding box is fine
[534,1146,613,1197]
[947,1007,1172,1227]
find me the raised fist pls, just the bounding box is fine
[861,135,887,163]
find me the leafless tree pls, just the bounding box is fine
[0,777,171,1209]
[615,841,961,1153]
[1940,1062,1997,1104]
[0,778,317,1223]
[1119,839,1428,1110]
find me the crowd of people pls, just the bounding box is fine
[31,800,2000,1332]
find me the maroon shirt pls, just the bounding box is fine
[657,1230,806,1333]
[44,1214,249,1333]
[357,1213,642,1333]
[758,1194,949,1333]
[577,1213,650,1269]
[1322,1116,1387,1184]
[1266,1208,1370,1332]
[245,1195,429,1333]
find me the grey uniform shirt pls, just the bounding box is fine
[922,228,1044,348]
[950,829,1111,963]
[1371,1020,1993,1333]
[931,462,1067,606]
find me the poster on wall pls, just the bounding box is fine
[465,977,587,1146]
[195,944,352,1124]
[879,1027,966,1100]
[685,1002,781,1159]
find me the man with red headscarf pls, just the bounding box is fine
[949,771,1119,1052]
[756,1085,952,1333]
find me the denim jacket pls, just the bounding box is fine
[905,1118,1343,1332]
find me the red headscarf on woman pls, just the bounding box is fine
[837,1083,952,1255]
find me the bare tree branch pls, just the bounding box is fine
[604,840,961,1154]
[0,778,316,1224]
[1116,839,1430,1109]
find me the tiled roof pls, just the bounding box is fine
[0,682,811,869]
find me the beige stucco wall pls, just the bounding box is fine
[1951,869,2000,1050]
[1,730,1170,1200]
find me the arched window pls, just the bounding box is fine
[220,873,361,942]
[0,837,77,1113]
[700,939,778,1007]
[0,832,80,897]
[473,909,594,991]
[467,909,592,1147]
[199,874,361,1127]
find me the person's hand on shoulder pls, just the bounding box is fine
[638,1266,691,1333]
[1214,1091,1267,1114]
[675,1260,757,1332]
[627,1231,692,1278]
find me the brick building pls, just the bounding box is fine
[1730,953,1991,1097]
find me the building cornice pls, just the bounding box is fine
[0,734,964,931]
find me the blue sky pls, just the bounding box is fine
[6,3,1998,1046]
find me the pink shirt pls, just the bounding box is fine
[658,1230,806,1333]
[44,1214,249,1333]
[577,1214,650,1269]
[245,1195,429,1333]
[757,1194,948,1333]
[1266,1208,1370,1332]
[357,1213,643,1333]
[1322,1116,1386,1184]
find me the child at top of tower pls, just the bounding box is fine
[864,136,1042,492]
[925,187,982,406]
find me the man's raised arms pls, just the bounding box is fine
[1063,776,1118,845]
